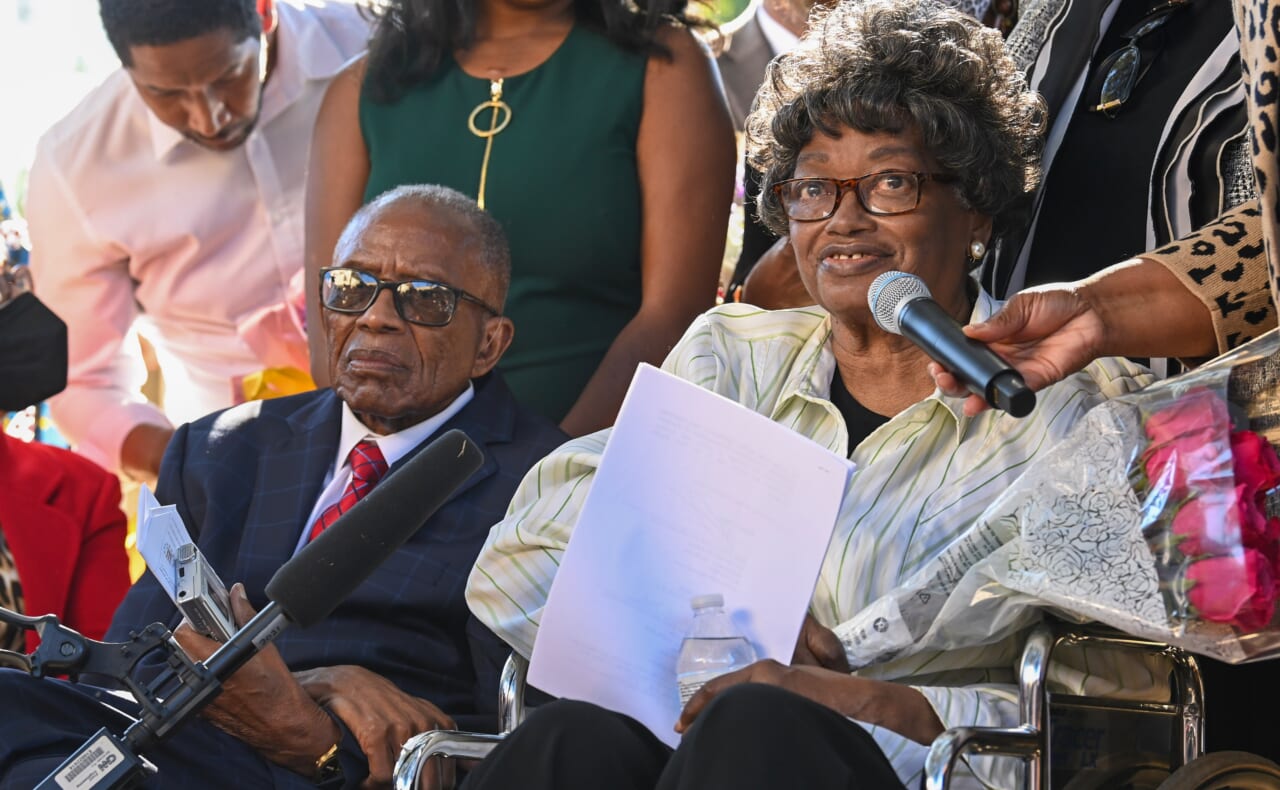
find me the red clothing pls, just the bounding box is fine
[0,433,130,648]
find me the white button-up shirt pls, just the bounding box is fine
[296,384,475,554]
[26,0,369,472]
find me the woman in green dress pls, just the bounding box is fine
[305,0,736,435]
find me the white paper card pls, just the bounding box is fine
[135,485,193,600]
[528,363,852,746]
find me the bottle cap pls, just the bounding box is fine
[690,593,724,610]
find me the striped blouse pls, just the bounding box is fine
[466,289,1157,788]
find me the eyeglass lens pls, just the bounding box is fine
[781,173,922,220]
[1092,2,1184,115]
[322,269,458,326]
[1096,45,1143,112]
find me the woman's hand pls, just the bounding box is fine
[929,285,1103,416]
[931,258,1216,415]
[675,660,943,745]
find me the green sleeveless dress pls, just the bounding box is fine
[360,26,646,422]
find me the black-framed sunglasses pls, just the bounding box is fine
[320,267,501,327]
[772,171,959,222]
[1087,0,1191,117]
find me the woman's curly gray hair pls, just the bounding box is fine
[745,0,1045,240]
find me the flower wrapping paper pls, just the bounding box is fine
[840,330,1280,667]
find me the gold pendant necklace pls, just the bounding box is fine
[466,78,512,210]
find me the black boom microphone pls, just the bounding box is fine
[868,271,1035,418]
[267,428,484,626]
[37,429,484,790]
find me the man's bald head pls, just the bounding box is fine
[336,185,511,310]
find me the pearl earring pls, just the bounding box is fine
[969,240,986,260]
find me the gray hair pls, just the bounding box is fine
[746,0,1045,240]
[337,184,512,303]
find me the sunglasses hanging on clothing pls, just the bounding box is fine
[1088,0,1193,117]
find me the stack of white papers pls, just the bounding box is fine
[135,485,192,600]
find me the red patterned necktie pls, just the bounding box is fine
[308,439,389,542]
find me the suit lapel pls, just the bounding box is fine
[236,377,512,588]
[719,17,775,129]
[388,374,514,508]
[235,391,342,594]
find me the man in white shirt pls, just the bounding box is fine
[26,0,369,483]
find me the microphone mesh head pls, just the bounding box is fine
[868,271,931,335]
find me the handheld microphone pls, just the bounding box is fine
[37,429,484,790]
[868,271,1035,418]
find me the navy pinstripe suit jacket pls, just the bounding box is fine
[105,373,566,731]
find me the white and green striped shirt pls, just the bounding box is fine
[466,290,1156,788]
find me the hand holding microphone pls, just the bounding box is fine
[170,583,340,778]
[174,584,455,785]
[868,271,1035,418]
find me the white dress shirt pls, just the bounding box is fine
[26,0,369,472]
[296,383,475,554]
[755,6,800,59]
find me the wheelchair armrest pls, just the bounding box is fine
[922,623,1055,790]
[394,652,530,790]
[394,731,507,790]
[924,725,1040,790]
[498,653,528,734]
[924,619,1205,790]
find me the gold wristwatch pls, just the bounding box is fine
[314,742,342,786]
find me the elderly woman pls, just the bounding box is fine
[462,1,1154,787]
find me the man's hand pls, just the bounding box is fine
[120,422,174,485]
[173,584,339,778]
[791,613,850,672]
[929,285,1103,416]
[675,660,943,745]
[295,665,456,788]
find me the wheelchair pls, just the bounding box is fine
[394,620,1280,790]
[394,651,530,790]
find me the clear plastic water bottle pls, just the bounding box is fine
[675,593,758,707]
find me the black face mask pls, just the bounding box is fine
[0,293,68,411]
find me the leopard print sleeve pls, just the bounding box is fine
[1142,200,1275,353]
[1235,0,1280,320]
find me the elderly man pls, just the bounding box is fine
[0,185,565,788]
[27,0,369,483]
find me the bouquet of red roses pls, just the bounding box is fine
[1137,387,1280,635]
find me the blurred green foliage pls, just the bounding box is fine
[700,0,754,27]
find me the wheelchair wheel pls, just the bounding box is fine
[1157,752,1280,789]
